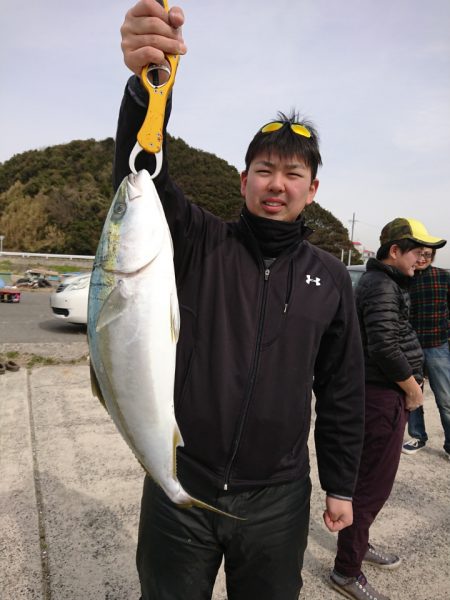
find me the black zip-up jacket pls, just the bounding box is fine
[355,258,423,387]
[113,76,365,498]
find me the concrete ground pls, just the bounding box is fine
[1,341,449,600]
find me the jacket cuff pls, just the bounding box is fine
[126,75,149,108]
[327,492,353,502]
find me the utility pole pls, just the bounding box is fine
[348,212,356,266]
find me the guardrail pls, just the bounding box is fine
[0,251,95,260]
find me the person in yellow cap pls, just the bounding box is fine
[400,222,449,460]
[330,217,442,600]
[378,217,446,250]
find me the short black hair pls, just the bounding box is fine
[376,238,422,260]
[244,111,322,180]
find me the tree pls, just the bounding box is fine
[0,136,359,260]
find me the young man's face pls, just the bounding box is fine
[414,249,434,271]
[240,153,319,222]
[391,246,424,277]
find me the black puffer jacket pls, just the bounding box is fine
[355,258,423,387]
[113,76,365,498]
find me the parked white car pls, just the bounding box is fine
[50,272,91,324]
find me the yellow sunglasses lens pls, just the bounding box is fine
[261,122,284,133]
[260,121,311,138]
[291,123,311,138]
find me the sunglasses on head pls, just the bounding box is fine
[260,121,311,138]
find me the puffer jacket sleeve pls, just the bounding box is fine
[358,273,413,382]
[313,268,365,498]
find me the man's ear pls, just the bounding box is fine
[389,244,399,259]
[240,171,248,198]
[306,178,319,206]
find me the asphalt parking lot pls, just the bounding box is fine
[0,288,86,344]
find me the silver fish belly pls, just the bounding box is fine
[87,170,238,518]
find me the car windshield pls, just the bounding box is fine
[347,267,365,288]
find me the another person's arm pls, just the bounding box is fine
[313,267,365,532]
[362,281,423,410]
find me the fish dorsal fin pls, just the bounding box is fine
[96,283,128,332]
[170,291,180,343]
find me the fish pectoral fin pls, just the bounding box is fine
[96,284,128,331]
[170,291,180,343]
[90,363,107,411]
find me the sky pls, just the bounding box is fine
[1,0,450,266]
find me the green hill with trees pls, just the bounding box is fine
[0,136,359,261]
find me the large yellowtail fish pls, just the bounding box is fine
[88,170,237,518]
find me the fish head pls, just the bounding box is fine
[99,169,167,274]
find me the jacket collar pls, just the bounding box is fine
[239,204,313,259]
[366,257,412,288]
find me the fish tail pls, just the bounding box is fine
[172,429,244,519]
[179,495,245,520]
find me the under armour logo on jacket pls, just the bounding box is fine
[306,274,321,286]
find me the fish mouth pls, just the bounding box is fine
[127,170,151,198]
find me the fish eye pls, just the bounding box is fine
[114,202,127,216]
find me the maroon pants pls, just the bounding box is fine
[334,384,408,577]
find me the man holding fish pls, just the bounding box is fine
[111,1,365,598]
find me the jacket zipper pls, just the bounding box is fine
[223,266,271,490]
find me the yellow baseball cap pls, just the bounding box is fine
[380,218,446,248]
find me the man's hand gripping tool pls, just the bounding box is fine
[129,0,180,178]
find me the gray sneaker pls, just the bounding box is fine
[363,543,401,570]
[330,570,390,600]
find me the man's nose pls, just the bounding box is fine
[268,172,285,191]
